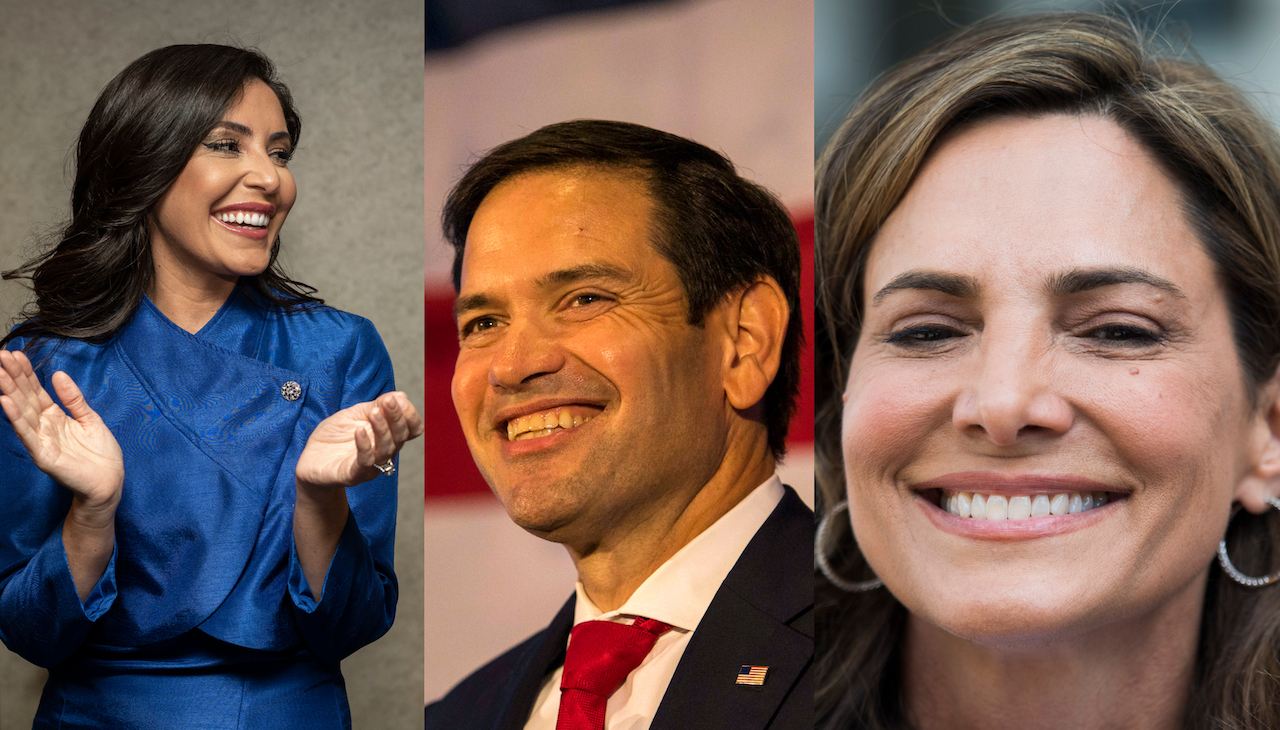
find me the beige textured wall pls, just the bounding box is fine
[0,0,424,727]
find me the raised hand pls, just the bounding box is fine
[0,350,123,523]
[295,391,424,491]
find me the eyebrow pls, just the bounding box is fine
[452,262,632,321]
[452,293,494,320]
[871,270,979,305]
[210,121,292,144]
[1045,267,1186,298]
[533,262,631,290]
[871,266,1186,305]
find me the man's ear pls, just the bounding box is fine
[1235,373,1280,514]
[719,276,789,412]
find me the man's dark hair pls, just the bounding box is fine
[442,119,802,459]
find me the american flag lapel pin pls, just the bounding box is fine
[736,664,768,686]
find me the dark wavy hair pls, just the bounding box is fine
[2,44,320,349]
[817,12,1280,730]
[442,119,803,459]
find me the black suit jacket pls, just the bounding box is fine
[425,486,814,730]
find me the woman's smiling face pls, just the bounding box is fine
[843,114,1279,643]
[149,79,296,295]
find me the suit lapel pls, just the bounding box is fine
[650,488,815,730]
[497,596,576,730]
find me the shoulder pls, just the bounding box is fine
[742,485,814,558]
[242,286,379,343]
[267,304,389,365]
[772,485,816,533]
[722,485,814,626]
[268,301,381,341]
[425,628,550,729]
[3,327,107,374]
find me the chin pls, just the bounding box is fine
[492,474,586,539]
[904,577,1109,648]
[237,260,272,278]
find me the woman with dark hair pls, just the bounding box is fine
[816,12,1280,730]
[0,45,422,728]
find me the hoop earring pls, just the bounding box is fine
[1217,496,1280,588]
[816,500,882,592]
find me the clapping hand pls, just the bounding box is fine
[0,350,123,525]
[295,391,424,491]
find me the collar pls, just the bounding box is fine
[113,285,308,497]
[572,474,785,633]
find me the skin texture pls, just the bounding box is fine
[0,80,423,603]
[451,167,785,611]
[843,114,1280,729]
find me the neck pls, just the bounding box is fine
[569,428,775,613]
[148,263,239,334]
[904,568,1206,730]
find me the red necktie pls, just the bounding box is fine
[555,617,672,730]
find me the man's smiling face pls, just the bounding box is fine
[451,166,730,547]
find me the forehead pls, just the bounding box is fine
[226,79,286,125]
[866,114,1216,301]
[458,167,660,291]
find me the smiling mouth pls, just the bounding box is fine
[506,407,595,441]
[215,211,271,229]
[937,489,1113,520]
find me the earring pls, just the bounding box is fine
[816,500,883,592]
[1217,496,1280,587]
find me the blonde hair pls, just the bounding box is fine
[816,12,1280,728]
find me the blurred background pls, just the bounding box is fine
[0,1,424,727]
[424,0,814,704]
[818,0,1280,155]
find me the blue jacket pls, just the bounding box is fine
[0,287,398,668]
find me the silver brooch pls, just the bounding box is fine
[281,381,302,401]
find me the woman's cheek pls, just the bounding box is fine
[844,360,951,477]
[1084,363,1233,483]
[841,364,945,547]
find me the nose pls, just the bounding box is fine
[488,318,566,389]
[242,150,282,194]
[951,333,1073,446]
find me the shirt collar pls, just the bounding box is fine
[572,474,785,632]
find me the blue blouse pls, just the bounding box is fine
[0,287,397,728]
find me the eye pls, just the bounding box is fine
[459,316,501,340]
[884,324,963,347]
[1083,323,1162,345]
[271,147,294,165]
[558,289,618,322]
[571,293,609,307]
[204,139,239,154]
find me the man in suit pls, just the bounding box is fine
[427,120,811,729]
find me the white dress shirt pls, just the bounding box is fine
[523,474,785,730]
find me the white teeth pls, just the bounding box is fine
[1007,495,1031,520]
[215,211,270,227]
[1030,494,1051,518]
[1049,493,1069,516]
[942,489,1114,520]
[506,408,594,441]
[985,495,1008,520]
